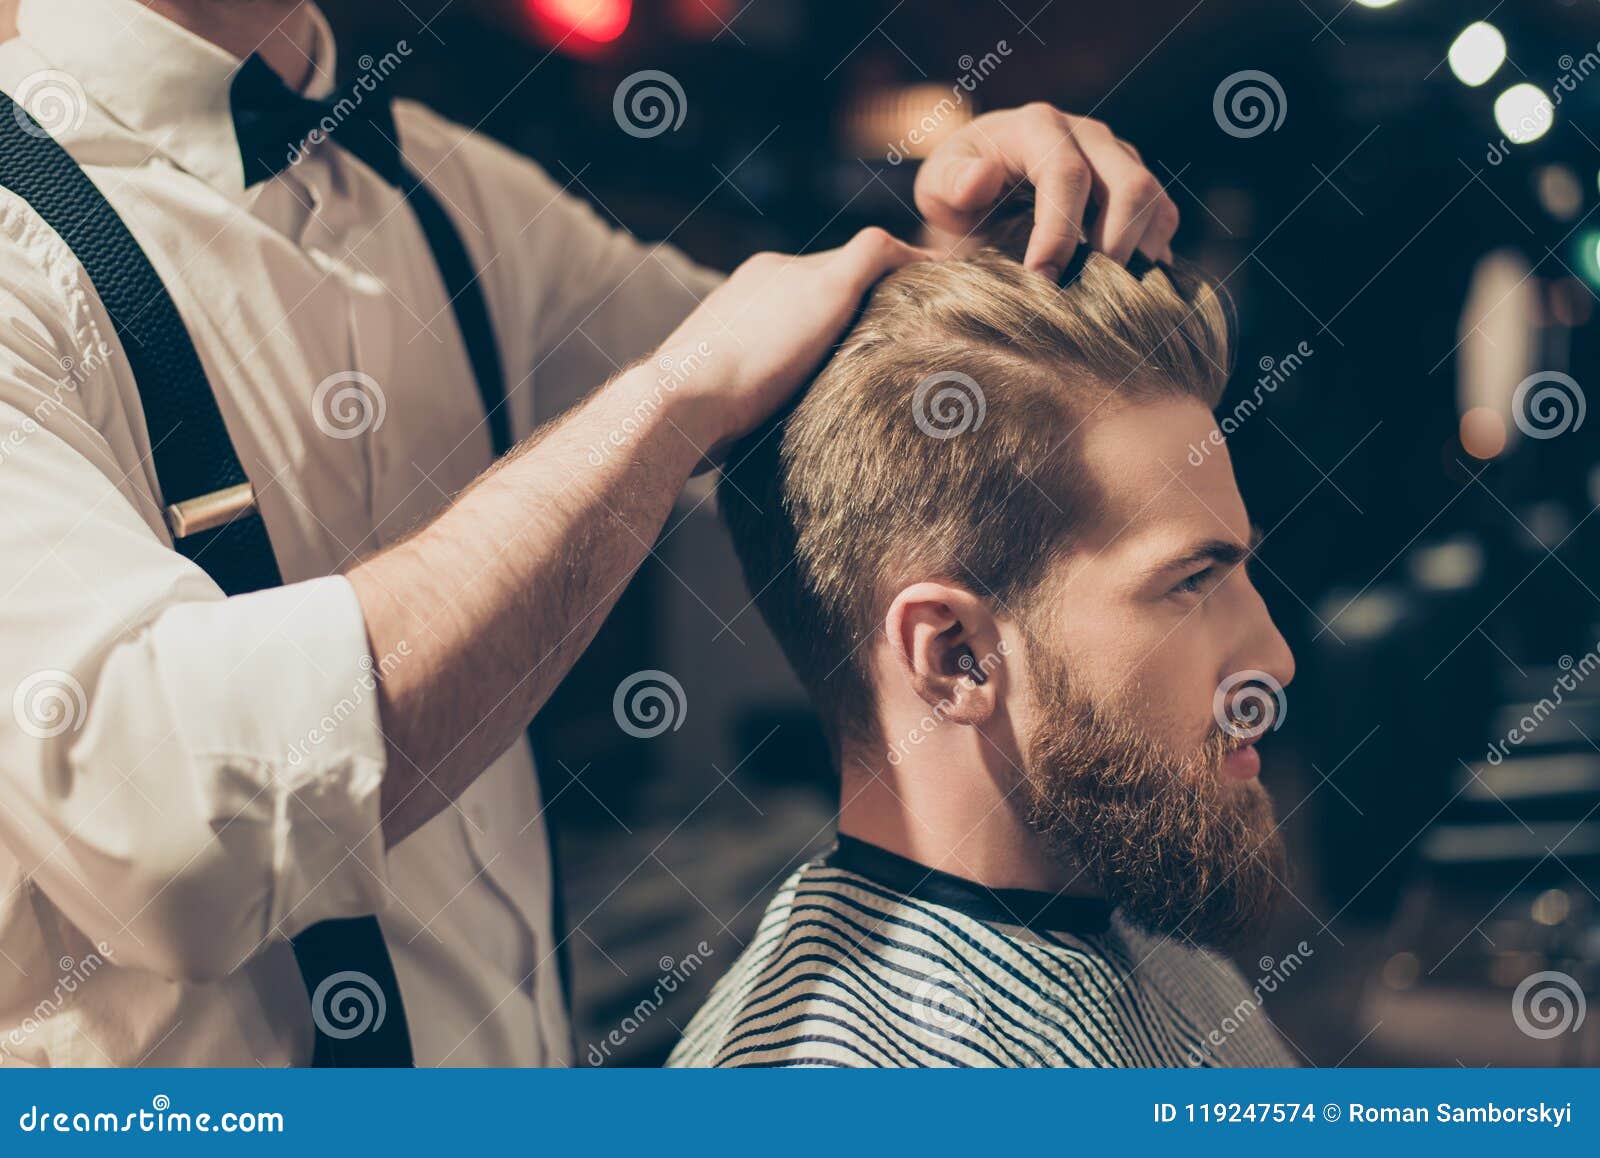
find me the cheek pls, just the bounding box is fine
[1097,614,1223,749]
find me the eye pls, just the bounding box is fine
[1172,565,1215,596]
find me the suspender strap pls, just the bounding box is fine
[0,92,414,1068]
[399,168,512,457]
[0,98,285,595]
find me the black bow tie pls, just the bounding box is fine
[229,53,406,189]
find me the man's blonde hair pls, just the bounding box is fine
[721,246,1231,746]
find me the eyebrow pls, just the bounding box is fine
[1143,524,1262,583]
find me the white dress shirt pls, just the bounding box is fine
[0,0,717,1066]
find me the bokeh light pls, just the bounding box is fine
[1460,406,1508,460]
[1495,83,1555,145]
[528,0,631,50]
[1447,22,1506,87]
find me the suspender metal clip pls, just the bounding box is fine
[163,482,257,539]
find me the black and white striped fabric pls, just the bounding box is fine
[669,836,1295,1068]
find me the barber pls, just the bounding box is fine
[0,0,1180,1067]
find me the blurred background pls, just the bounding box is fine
[321,0,1600,1066]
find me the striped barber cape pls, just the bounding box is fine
[668,835,1297,1068]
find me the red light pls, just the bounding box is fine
[672,0,735,37]
[528,0,631,50]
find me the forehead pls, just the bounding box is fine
[1069,396,1251,563]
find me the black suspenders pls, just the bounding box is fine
[0,91,511,1066]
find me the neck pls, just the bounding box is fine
[139,1,316,88]
[836,728,1099,897]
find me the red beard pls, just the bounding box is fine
[1020,651,1288,948]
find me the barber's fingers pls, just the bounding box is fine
[915,105,1184,274]
[1077,128,1178,265]
[914,104,1098,278]
[1136,203,1179,265]
[916,137,1011,225]
[1120,139,1178,263]
[829,226,937,292]
[1119,140,1177,263]
[998,106,1098,280]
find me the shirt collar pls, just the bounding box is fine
[824,834,1115,936]
[15,0,338,197]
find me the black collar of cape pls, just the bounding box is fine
[823,834,1115,937]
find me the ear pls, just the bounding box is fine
[883,582,1006,727]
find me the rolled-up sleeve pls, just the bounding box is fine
[0,381,391,983]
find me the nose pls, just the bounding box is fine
[1236,581,1295,694]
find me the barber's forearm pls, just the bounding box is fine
[348,362,710,846]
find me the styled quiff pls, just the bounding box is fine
[720,245,1231,747]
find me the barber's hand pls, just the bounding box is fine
[917,104,1178,278]
[659,227,931,454]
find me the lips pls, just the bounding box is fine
[1220,740,1262,781]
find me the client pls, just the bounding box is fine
[670,238,1298,1067]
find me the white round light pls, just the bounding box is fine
[1448,22,1506,87]
[1354,0,1403,8]
[1495,83,1554,145]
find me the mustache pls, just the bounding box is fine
[1196,721,1253,766]
[1214,673,1287,741]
